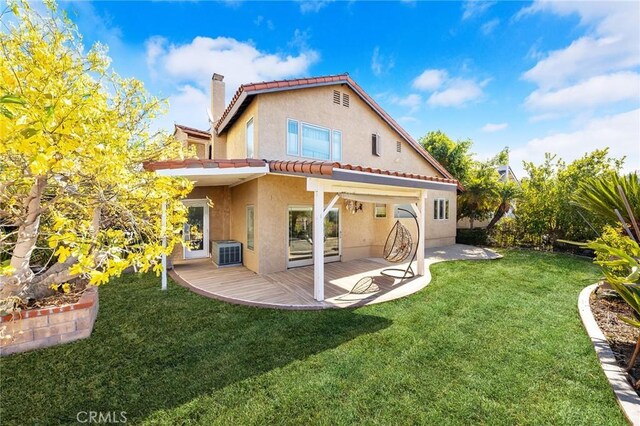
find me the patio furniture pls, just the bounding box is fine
[381,207,420,281]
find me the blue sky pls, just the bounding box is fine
[63,0,639,176]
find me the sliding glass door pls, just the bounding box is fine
[287,206,340,268]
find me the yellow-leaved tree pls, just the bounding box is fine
[0,1,193,305]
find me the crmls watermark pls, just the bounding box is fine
[76,411,127,424]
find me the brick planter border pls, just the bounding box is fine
[0,286,99,356]
[578,283,640,425]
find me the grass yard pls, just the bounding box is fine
[0,250,626,425]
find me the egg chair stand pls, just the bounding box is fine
[381,207,420,282]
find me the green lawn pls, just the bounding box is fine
[0,250,626,425]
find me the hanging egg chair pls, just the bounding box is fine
[381,207,420,281]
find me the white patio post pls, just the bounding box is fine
[416,191,426,276]
[312,182,325,301]
[161,200,168,291]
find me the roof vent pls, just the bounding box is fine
[342,93,350,107]
[333,90,341,105]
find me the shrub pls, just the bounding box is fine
[456,228,488,246]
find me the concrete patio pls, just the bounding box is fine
[170,244,501,309]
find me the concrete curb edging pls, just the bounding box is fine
[578,284,640,425]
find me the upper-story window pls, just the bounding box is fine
[287,119,342,161]
[372,134,381,156]
[246,118,254,158]
[332,131,342,161]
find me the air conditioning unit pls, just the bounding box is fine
[211,240,242,267]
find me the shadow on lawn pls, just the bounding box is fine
[0,274,391,425]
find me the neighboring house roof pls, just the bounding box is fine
[496,165,520,184]
[214,73,455,181]
[174,124,210,140]
[143,158,462,190]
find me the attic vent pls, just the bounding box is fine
[396,141,401,153]
[333,90,341,104]
[372,134,381,156]
[342,93,350,107]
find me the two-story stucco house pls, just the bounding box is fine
[145,73,461,303]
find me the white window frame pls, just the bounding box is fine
[287,118,299,156]
[374,203,387,219]
[246,117,255,159]
[286,118,342,161]
[372,133,381,157]
[394,204,414,219]
[247,205,255,251]
[433,198,449,220]
[331,129,342,162]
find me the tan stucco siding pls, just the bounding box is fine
[229,179,259,272]
[171,186,231,261]
[225,99,258,159]
[220,85,442,177]
[188,142,206,159]
[424,189,457,247]
[173,177,456,272]
[254,175,456,274]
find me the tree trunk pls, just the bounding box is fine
[486,202,509,231]
[470,218,475,229]
[0,177,46,300]
[627,336,640,372]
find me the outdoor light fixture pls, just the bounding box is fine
[345,200,363,214]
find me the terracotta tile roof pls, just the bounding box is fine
[143,158,266,172]
[268,160,462,189]
[174,124,210,139]
[143,158,462,190]
[213,73,455,181]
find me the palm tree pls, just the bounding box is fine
[486,181,521,231]
[572,172,639,240]
[458,163,500,229]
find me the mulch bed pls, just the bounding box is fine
[13,280,88,312]
[590,284,640,394]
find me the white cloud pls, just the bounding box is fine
[412,68,488,107]
[390,93,422,113]
[253,15,274,30]
[462,0,496,20]
[481,122,508,132]
[147,35,319,100]
[412,69,448,91]
[151,85,211,134]
[520,1,640,90]
[510,109,640,177]
[525,72,640,111]
[298,0,333,13]
[427,78,488,107]
[146,35,319,129]
[480,18,499,35]
[398,116,418,124]
[371,47,394,77]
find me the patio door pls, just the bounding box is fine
[287,206,340,268]
[183,200,209,259]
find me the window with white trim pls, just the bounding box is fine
[394,204,414,219]
[287,119,299,155]
[372,133,381,156]
[246,118,254,158]
[332,130,342,161]
[286,119,342,161]
[374,204,387,218]
[433,199,449,220]
[247,205,255,250]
